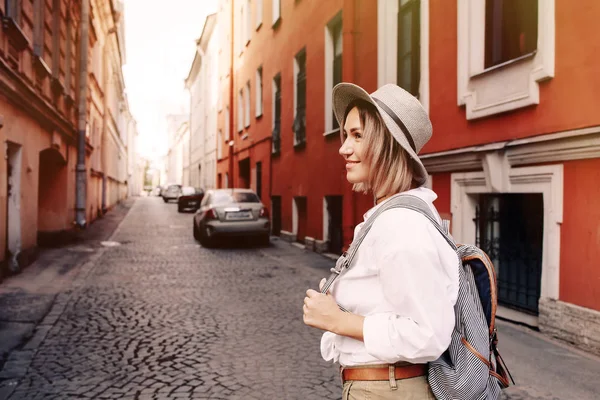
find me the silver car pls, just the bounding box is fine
[193,189,270,247]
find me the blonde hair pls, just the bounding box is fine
[342,99,418,195]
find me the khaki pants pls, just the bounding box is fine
[342,376,436,400]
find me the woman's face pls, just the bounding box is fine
[339,107,369,185]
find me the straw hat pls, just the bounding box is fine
[332,83,432,185]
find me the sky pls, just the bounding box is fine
[123,0,218,161]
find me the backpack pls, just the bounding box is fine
[321,194,514,400]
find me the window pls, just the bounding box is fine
[225,106,231,139]
[246,0,252,44]
[238,90,244,132]
[218,130,223,159]
[51,0,60,77]
[244,81,251,128]
[457,0,552,120]
[237,5,244,54]
[4,0,21,20]
[33,0,45,57]
[272,74,282,154]
[65,15,73,95]
[397,0,420,96]
[256,66,263,117]
[325,13,342,132]
[218,79,223,111]
[293,48,307,147]
[272,0,281,26]
[256,0,263,29]
[484,0,538,69]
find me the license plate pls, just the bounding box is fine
[225,211,252,220]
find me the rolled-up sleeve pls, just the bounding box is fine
[362,210,457,364]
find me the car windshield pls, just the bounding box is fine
[181,187,195,195]
[167,185,180,191]
[211,191,260,205]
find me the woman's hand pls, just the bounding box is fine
[303,288,342,333]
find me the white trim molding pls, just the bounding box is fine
[457,0,555,120]
[451,163,563,305]
[377,0,429,113]
[421,125,600,173]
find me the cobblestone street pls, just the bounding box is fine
[1,197,599,400]
[1,197,339,399]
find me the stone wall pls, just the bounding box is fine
[539,298,600,356]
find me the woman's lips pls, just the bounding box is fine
[345,161,359,169]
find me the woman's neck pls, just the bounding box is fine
[375,193,392,205]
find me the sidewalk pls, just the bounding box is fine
[0,198,136,370]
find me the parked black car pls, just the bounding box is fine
[162,184,182,203]
[178,186,204,212]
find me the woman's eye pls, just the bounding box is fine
[354,132,362,139]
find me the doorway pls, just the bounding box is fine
[238,158,250,188]
[256,161,262,200]
[37,148,67,245]
[475,193,544,315]
[271,196,281,236]
[325,196,343,254]
[5,142,22,273]
[293,196,307,244]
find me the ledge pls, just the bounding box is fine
[323,128,340,138]
[33,55,51,79]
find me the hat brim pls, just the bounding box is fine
[332,83,428,186]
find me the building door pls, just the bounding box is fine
[271,196,281,236]
[475,193,543,315]
[294,196,307,244]
[325,196,343,254]
[238,158,250,188]
[37,148,68,246]
[5,142,22,273]
[256,162,262,200]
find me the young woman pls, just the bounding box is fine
[303,83,459,399]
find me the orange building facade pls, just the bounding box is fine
[0,0,130,278]
[216,0,600,354]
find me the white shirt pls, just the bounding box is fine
[320,187,459,366]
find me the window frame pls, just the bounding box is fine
[255,0,263,29]
[397,0,421,97]
[324,12,343,135]
[457,0,554,120]
[272,0,281,27]
[244,81,251,128]
[272,73,282,155]
[256,66,263,118]
[238,90,244,132]
[293,48,307,148]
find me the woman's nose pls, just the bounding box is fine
[339,140,352,156]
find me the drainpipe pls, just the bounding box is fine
[75,0,90,228]
[228,0,235,188]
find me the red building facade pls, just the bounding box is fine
[216,0,600,354]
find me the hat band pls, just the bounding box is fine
[373,97,416,153]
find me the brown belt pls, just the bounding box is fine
[341,363,427,383]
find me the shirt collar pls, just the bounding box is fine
[363,187,438,221]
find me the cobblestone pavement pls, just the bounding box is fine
[1,197,599,399]
[2,197,340,400]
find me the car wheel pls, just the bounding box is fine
[193,222,200,241]
[163,198,168,203]
[178,204,183,213]
[260,234,270,247]
[199,225,214,248]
